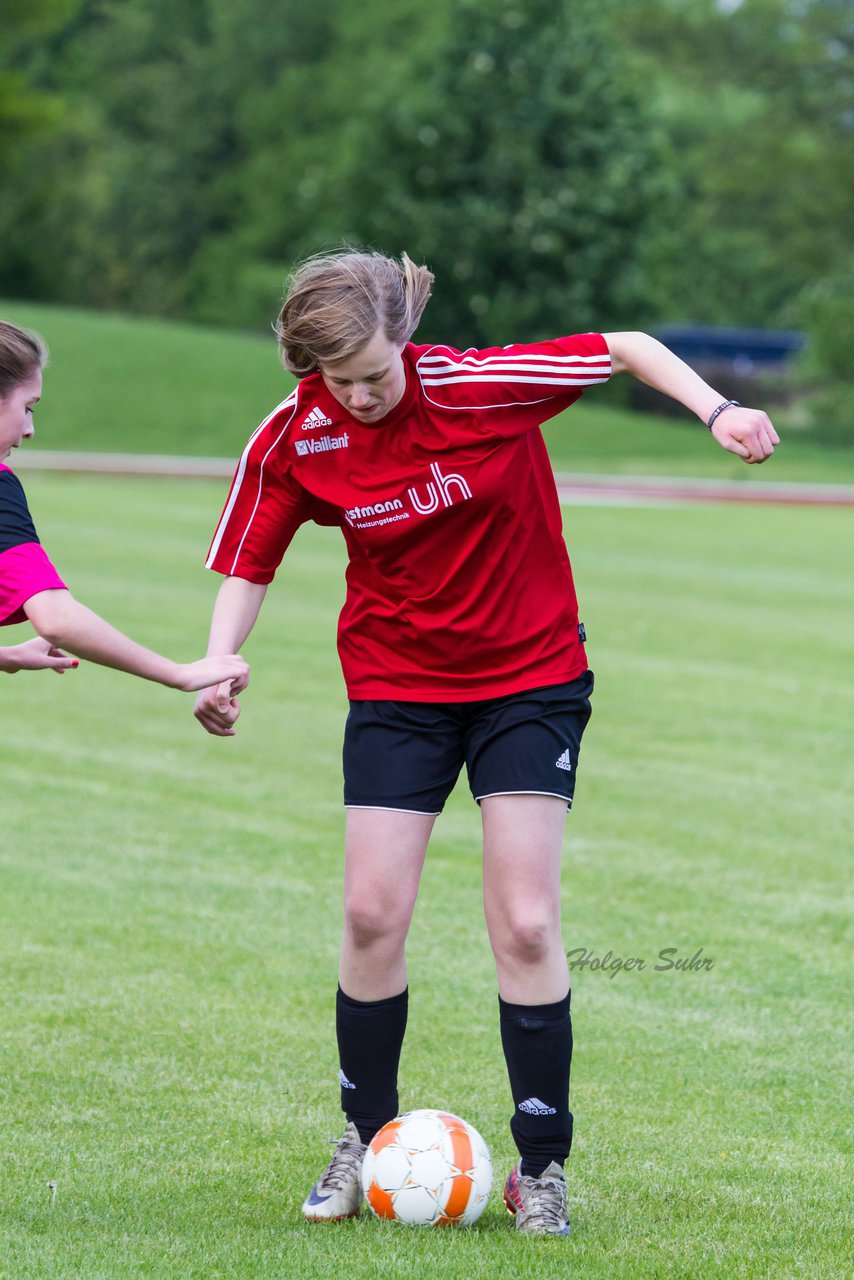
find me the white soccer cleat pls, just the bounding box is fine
[301,1121,367,1221]
[503,1159,571,1235]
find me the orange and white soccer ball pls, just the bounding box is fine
[361,1109,493,1227]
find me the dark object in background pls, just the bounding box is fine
[630,326,805,415]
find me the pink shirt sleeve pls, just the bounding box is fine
[0,542,67,627]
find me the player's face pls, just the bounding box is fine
[0,370,41,461]
[319,329,406,423]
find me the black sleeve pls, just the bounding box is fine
[0,470,41,555]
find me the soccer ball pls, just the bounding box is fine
[361,1109,493,1227]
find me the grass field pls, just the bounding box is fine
[3,299,853,482]
[2,472,851,1279]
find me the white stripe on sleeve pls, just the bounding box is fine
[420,372,610,387]
[417,351,610,369]
[205,393,297,570]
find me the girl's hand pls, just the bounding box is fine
[0,637,78,674]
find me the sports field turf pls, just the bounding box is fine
[2,472,850,1278]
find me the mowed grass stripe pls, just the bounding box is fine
[1,474,850,1279]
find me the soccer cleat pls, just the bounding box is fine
[503,1160,571,1235]
[301,1121,367,1221]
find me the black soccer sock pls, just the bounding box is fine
[336,985,408,1144]
[499,989,573,1178]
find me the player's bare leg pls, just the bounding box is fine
[339,808,435,999]
[304,809,435,1221]
[481,793,569,1004]
[481,793,573,1235]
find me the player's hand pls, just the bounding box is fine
[193,679,242,736]
[176,654,249,694]
[2,637,79,674]
[711,406,779,464]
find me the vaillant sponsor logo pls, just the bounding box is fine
[295,433,349,456]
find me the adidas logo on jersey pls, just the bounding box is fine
[338,1069,356,1090]
[555,749,573,772]
[301,406,333,430]
[518,1097,557,1116]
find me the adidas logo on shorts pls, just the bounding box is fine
[518,1097,557,1116]
[555,749,573,772]
[301,406,334,430]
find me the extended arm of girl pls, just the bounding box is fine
[603,331,779,464]
[23,587,249,692]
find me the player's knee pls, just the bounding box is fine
[496,910,557,966]
[344,895,407,951]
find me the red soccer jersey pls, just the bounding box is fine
[206,334,611,701]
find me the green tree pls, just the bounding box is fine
[186,0,445,327]
[4,0,849,412]
[260,0,666,345]
[619,0,854,329]
[0,0,77,168]
[0,0,338,314]
[0,0,82,298]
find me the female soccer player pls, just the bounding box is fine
[195,250,778,1235]
[0,319,249,693]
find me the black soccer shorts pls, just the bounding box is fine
[342,671,594,815]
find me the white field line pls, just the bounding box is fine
[16,450,236,477]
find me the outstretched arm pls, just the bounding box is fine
[603,331,780,464]
[194,575,268,737]
[23,589,249,691]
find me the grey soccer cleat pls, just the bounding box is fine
[503,1159,571,1235]
[301,1121,367,1221]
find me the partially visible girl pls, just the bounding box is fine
[0,320,249,697]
